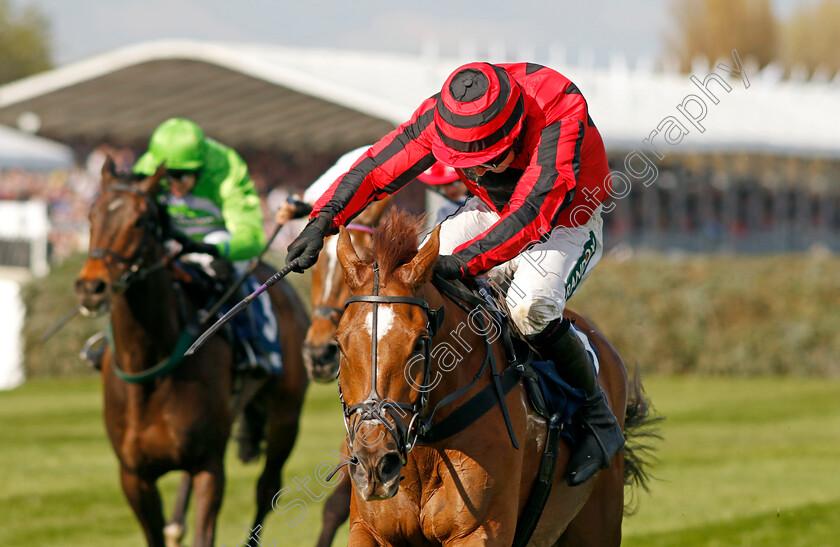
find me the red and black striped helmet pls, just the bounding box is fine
[432,62,524,168]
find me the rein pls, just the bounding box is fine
[345,223,375,235]
[107,324,198,384]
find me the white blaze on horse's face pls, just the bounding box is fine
[107,198,124,212]
[363,307,396,343]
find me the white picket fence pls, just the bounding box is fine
[0,278,25,390]
[0,200,50,389]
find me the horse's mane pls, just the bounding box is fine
[364,209,427,278]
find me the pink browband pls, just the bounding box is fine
[345,223,375,235]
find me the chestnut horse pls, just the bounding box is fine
[331,211,655,546]
[74,158,309,547]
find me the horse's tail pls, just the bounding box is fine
[622,368,663,516]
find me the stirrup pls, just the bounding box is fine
[79,331,107,370]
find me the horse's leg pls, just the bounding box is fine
[249,388,302,544]
[119,467,166,547]
[164,472,192,547]
[190,464,225,547]
[315,470,351,547]
[347,523,384,547]
[554,458,625,547]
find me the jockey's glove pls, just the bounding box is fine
[286,215,332,272]
[433,255,469,280]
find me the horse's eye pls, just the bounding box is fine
[135,217,146,228]
[413,338,426,353]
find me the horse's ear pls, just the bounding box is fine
[101,155,117,186]
[398,225,440,289]
[354,195,392,227]
[336,226,368,292]
[139,162,166,195]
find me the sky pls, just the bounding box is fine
[14,0,813,67]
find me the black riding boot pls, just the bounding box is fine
[530,317,625,486]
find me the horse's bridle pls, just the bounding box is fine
[340,262,444,465]
[87,183,167,291]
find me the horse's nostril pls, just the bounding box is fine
[92,280,108,295]
[379,452,402,480]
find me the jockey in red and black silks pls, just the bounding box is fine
[287,61,624,487]
[307,62,612,277]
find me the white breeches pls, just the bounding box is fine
[434,198,603,337]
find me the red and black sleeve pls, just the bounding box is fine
[311,98,439,228]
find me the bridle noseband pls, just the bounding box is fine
[87,183,167,291]
[341,262,444,465]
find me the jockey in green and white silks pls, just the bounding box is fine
[133,118,265,261]
[133,118,281,374]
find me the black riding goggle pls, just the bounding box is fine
[477,148,512,170]
[166,169,199,180]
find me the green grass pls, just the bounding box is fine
[2,375,839,546]
[571,253,840,377]
[0,376,349,547]
[622,376,840,546]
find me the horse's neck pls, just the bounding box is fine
[110,269,183,367]
[424,284,495,398]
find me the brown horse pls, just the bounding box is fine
[304,197,391,382]
[331,210,655,546]
[74,158,309,547]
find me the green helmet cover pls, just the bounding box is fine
[148,118,207,170]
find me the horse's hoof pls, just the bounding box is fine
[163,522,185,547]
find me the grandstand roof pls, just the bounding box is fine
[0,39,838,158]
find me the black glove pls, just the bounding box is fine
[433,255,469,280]
[181,239,219,257]
[286,215,332,272]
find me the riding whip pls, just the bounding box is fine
[195,221,284,329]
[185,258,300,356]
[39,305,82,343]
